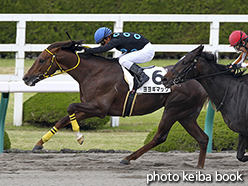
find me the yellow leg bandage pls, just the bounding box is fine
[41,126,58,143]
[69,113,80,132]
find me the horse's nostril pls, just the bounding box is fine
[23,76,29,82]
[162,76,167,81]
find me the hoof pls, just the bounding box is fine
[32,145,43,151]
[120,158,130,165]
[196,165,204,169]
[77,135,84,145]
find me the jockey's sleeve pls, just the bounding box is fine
[84,42,115,54]
[232,52,248,65]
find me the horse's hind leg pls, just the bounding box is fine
[120,129,172,165]
[120,110,176,165]
[178,115,208,169]
[236,134,248,162]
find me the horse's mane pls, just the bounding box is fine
[47,39,86,52]
[78,53,118,62]
[47,40,118,62]
[201,52,246,77]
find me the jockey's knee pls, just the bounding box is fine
[119,58,133,69]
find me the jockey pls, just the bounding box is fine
[82,27,155,88]
[228,30,248,69]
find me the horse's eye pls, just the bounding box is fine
[182,61,188,65]
[39,59,45,64]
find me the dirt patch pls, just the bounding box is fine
[0,150,247,186]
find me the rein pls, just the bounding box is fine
[215,76,232,111]
[41,48,81,79]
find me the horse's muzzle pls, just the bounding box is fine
[23,75,43,86]
[162,76,173,88]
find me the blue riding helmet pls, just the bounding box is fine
[94,27,112,44]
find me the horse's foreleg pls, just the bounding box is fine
[32,115,71,151]
[69,113,84,145]
[179,117,208,169]
[236,134,248,162]
[66,101,108,145]
[32,113,88,151]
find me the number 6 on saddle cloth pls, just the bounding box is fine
[122,66,171,117]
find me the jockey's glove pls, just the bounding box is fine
[61,43,85,52]
[226,63,241,70]
[77,46,90,53]
[232,63,241,69]
[74,45,86,52]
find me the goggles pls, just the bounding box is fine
[234,43,242,52]
[100,39,106,46]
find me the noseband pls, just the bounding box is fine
[39,48,81,79]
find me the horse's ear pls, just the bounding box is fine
[199,44,204,52]
[191,45,204,56]
[196,44,204,55]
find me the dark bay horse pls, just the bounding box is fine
[23,40,208,168]
[163,44,248,162]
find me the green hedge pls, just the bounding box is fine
[4,130,11,150]
[1,0,248,52]
[23,93,110,130]
[144,110,239,152]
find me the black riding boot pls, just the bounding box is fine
[129,64,149,88]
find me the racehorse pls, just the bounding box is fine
[23,40,208,168]
[163,44,248,162]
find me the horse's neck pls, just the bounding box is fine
[199,73,247,112]
[198,74,232,107]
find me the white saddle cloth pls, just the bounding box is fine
[122,66,171,94]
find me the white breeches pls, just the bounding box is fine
[118,42,155,69]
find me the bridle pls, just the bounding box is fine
[38,48,81,80]
[171,53,198,86]
[171,52,233,86]
[171,52,233,111]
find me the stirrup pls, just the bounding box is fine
[137,75,149,88]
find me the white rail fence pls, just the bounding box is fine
[0,14,241,126]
